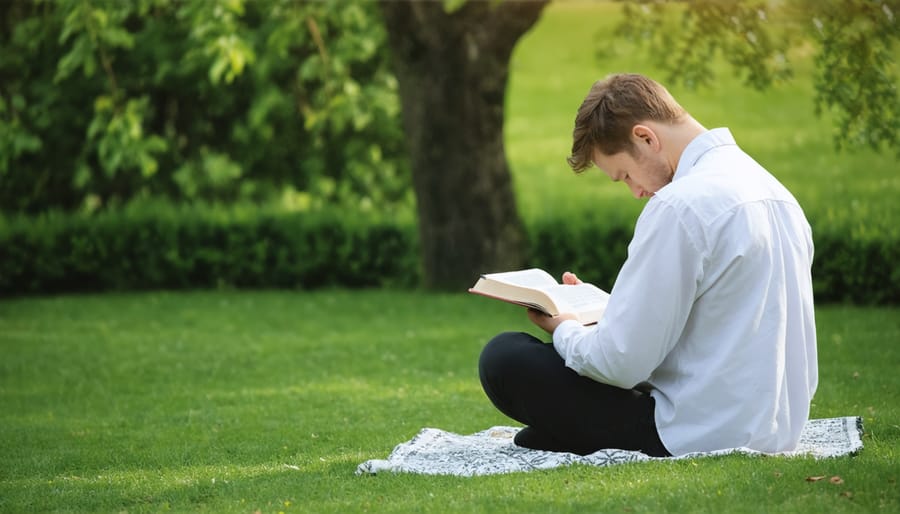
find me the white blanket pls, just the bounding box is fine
[357,416,863,476]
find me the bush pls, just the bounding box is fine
[0,206,419,295]
[811,225,900,304]
[1,207,896,304]
[1,1,409,214]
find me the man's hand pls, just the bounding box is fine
[528,308,578,334]
[527,271,583,334]
[562,271,582,285]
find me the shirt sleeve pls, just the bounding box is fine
[552,199,705,389]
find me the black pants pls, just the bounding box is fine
[479,331,670,457]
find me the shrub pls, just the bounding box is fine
[0,206,419,295]
[0,207,896,304]
[811,224,900,304]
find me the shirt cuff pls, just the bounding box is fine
[552,319,586,360]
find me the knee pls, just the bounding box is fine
[479,331,532,381]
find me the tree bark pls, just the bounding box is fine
[379,0,549,290]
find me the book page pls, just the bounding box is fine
[481,268,558,289]
[544,283,610,312]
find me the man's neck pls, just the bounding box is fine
[650,116,708,173]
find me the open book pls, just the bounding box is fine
[468,268,610,325]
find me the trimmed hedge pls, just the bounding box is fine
[1,208,897,304]
[810,226,900,305]
[0,208,420,294]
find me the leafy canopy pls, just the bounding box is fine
[0,0,409,213]
[617,0,899,154]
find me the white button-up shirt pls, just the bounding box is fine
[553,128,818,456]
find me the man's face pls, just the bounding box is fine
[591,145,673,199]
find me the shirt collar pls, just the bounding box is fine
[673,128,736,180]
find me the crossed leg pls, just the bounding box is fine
[478,331,669,457]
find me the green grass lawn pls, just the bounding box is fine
[1,290,898,513]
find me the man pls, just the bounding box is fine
[479,73,818,457]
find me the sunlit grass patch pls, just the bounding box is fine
[1,290,898,512]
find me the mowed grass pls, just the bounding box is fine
[506,1,899,234]
[0,290,898,513]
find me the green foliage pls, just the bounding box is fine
[617,0,794,90]
[1,292,898,512]
[0,205,419,294]
[812,224,900,304]
[616,0,899,155]
[0,0,409,213]
[87,95,169,180]
[1,206,896,304]
[808,0,900,153]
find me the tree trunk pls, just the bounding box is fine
[379,0,549,290]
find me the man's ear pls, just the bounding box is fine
[632,124,660,152]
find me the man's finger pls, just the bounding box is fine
[562,271,582,285]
